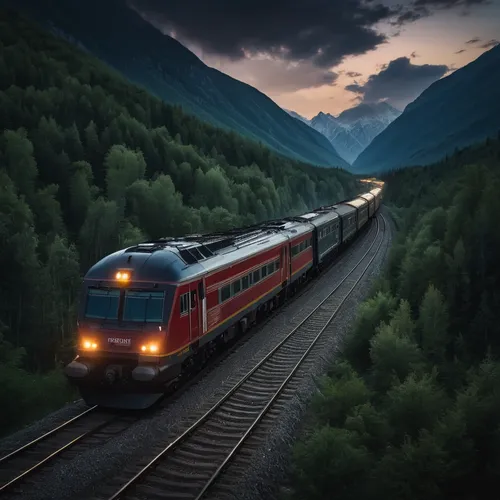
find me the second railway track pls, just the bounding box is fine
[0,406,139,496]
[99,214,387,500]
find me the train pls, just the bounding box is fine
[65,186,383,409]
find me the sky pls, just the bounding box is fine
[132,0,500,118]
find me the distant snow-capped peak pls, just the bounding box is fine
[286,102,401,164]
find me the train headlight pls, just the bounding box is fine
[82,339,98,350]
[115,271,130,282]
[141,343,159,353]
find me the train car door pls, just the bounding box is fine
[189,283,200,341]
[199,280,207,337]
[281,245,287,283]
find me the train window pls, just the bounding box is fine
[253,269,260,283]
[261,265,268,278]
[180,292,190,315]
[220,285,231,303]
[123,291,164,322]
[190,290,197,309]
[242,275,249,290]
[275,260,280,272]
[232,280,242,295]
[267,263,274,275]
[85,288,120,320]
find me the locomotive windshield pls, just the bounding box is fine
[85,288,120,320]
[123,291,164,323]
[84,288,165,323]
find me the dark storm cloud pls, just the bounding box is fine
[480,39,499,49]
[414,0,488,6]
[393,0,489,25]
[345,56,448,107]
[131,0,404,68]
[346,71,363,78]
[466,37,481,43]
[393,9,423,25]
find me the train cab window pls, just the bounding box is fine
[232,280,242,295]
[242,275,250,290]
[123,291,164,323]
[220,285,231,303]
[85,288,120,320]
[180,292,190,315]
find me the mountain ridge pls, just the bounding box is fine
[352,44,500,173]
[4,0,349,169]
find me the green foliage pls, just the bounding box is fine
[290,137,500,499]
[292,426,373,500]
[343,291,398,372]
[0,10,359,435]
[369,323,423,393]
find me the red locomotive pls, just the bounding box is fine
[65,188,382,409]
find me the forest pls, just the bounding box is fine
[0,10,360,434]
[288,136,500,499]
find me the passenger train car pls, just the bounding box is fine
[65,186,383,408]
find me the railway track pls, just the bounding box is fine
[0,406,138,496]
[100,214,386,500]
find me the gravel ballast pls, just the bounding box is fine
[0,213,392,500]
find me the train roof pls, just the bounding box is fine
[85,217,314,284]
[345,197,368,209]
[328,204,357,216]
[360,192,375,202]
[295,209,339,228]
[370,187,382,196]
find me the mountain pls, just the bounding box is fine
[352,45,500,174]
[305,103,400,164]
[4,0,348,169]
[337,102,400,127]
[285,109,311,125]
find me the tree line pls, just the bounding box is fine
[0,10,360,435]
[287,136,500,500]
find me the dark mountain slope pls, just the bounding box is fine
[352,44,500,174]
[5,0,348,169]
